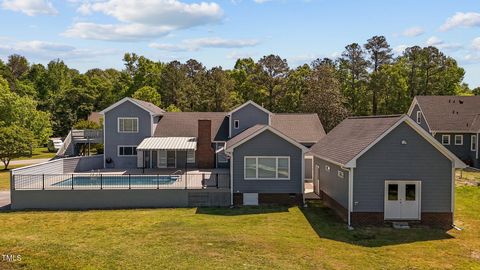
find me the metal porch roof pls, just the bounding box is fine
[137,137,197,151]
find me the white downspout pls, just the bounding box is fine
[301,150,306,205]
[348,167,354,228]
[229,152,234,206]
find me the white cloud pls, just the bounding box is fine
[64,22,175,41]
[402,26,424,37]
[65,0,223,41]
[440,12,480,31]
[1,0,57,16]
[393,44,408,55]
[0,40,118,59]
[149,37,259,51]
[425,36,442,46]
[425,36,462,51]
[226,50,255,60]
[472,37,480,51]
[254,0,272,3]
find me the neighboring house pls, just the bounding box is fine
[408,96,480,168]
[310,115,466,228]
[99,98,325,205]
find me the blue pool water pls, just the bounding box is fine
[53,175,179,187]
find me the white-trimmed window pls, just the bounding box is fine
[337,170,344,179]
[244,156,290,180]
[118,145,137,156]
[442,135,450,145]
[454,135,463,145]
[234,120,240,129]
[216,143,227,163]
[416,111,422,124]
[325,165,330,172]
[187,150,195,163]
[472,135,477,152]
[118,117,139,133]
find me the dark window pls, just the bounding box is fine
[388,184,398,201]
[234,120,239,129]
[405,184,416,201]
[119,146,137,156]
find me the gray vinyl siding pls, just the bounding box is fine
[104,100,152,169]
[353,122,452,213]
[232,130,303,193]
[409,104,430,132]
[314,157,349,209]
[230,103,269,137]
[434,133,478,167]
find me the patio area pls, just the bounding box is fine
[12,168,230,191]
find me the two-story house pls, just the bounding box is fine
[408,96,480,168]
[100,98,325,205]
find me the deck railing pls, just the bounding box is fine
[12,173,230,191]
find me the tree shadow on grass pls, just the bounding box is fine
[301,200,454,247]
[195,206,289,216]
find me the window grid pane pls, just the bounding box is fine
[388,184,398,201]
[258,158,276,178]
[277,158,289,178]
[245,158,257,178]
[405,184,416,201]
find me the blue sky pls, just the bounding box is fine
[0,0,479,87]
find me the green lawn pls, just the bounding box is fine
[0,164,36,191]
[0,185,479,269]
[12,147,55,161]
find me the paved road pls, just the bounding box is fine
[9,158,51,166]
[0,191,10,210]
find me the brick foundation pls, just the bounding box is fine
[233,193,303,206]
[319,191,348,222]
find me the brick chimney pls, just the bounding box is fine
[196,120,214,168]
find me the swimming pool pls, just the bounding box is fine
[53,175,180,187]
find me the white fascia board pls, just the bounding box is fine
[225,126,308,153]
[344,116,467,169]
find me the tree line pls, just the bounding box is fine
[0,35,478,165]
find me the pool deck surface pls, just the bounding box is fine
[0,191,10,210]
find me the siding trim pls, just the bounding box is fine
[100,97,162,116]
[225,126,308,153]
[345,116,466,169]
[228,100,271,119]
[407,97,433,133]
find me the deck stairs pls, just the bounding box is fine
[56,129,103,157]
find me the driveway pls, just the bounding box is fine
[0,191,10,210]
[9,158,51,166]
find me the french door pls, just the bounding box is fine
[384,181,421,220]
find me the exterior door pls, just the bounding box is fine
[314,165,320,195]
[167,150,176,168]
[384,181,421,220]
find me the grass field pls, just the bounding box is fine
[12,147,55,161]
[0,164,36,190]
[0,185,479,269]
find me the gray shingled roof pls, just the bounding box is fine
[131,98,165,116]
[154,112,229,141]
[415,96,480,132]
[271,114,325,143]
[310,115,403,165]
[154,112,325,143]
[225,124,266,149]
